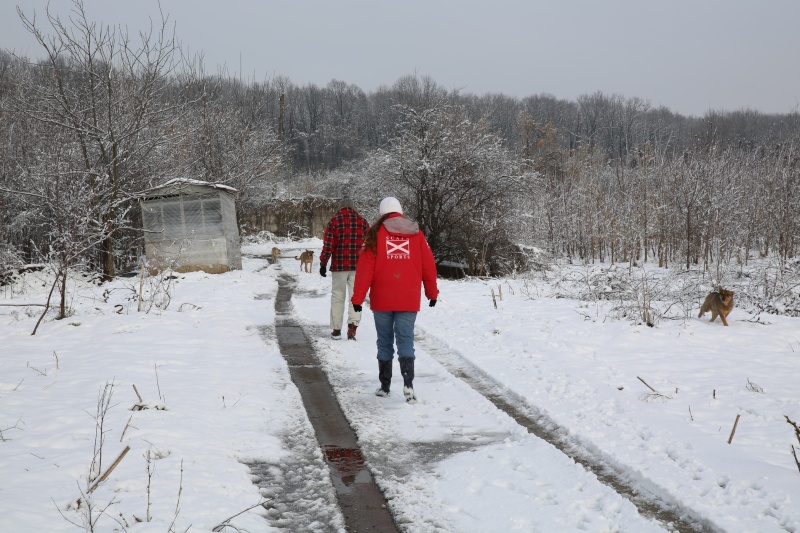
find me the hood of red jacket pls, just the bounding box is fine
[383,214,419,235]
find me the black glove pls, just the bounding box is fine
[319,265,327,277]
[429,299,437,307]
[353,303,362,312]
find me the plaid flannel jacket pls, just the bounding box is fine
[319,207,370,272]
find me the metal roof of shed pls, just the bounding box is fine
[140,178,238,199]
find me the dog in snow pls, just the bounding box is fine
[294,250,314,273]
[698,287,735,326]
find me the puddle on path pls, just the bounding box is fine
[322,445,374,493]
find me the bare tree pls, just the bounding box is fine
[363,100,531,275]
[175,73,283,209]
[13,0,193,279]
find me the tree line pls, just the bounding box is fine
[1,0,799,283]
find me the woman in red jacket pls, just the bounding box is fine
[351,197,439,403]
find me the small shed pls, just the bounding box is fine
[140,179,242,274]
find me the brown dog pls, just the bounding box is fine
[698,287,735,326]
[271,247,281,262]
[294,250,314,273]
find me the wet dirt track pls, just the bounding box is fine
[273,273,398,532]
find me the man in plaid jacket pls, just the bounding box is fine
[319,197,370,339]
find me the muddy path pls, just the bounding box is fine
[272,272,398,532]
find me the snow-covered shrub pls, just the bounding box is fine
[735,258,800,318]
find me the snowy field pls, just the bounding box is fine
[1,236,799,532]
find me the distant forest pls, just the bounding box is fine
[1,0,799,279]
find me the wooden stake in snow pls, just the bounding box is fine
[491,289,497,309]
[728,414,741,444]
[120,415,133,442]
[88,446,130,494]
[637,376,657,393]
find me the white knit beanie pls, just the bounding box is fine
[379,197,403,215]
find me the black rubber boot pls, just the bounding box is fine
[399,358,417,403]
[376,360,392,396]
[399,357,414,389]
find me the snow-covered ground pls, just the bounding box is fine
[1,237,799,532]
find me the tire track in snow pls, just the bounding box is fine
[415,327,720,533]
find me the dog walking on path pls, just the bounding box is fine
[295,250,314,273]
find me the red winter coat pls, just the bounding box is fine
[351,213,439,312]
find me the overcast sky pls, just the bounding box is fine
[2,0,799,117]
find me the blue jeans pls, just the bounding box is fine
[373,311,417,362]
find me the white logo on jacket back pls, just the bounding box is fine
[386,237,410,259]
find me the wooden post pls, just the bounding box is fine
[637,376,657,393]
[88,446,130,494]
[728,414,741,444]
[120,415,133,442]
